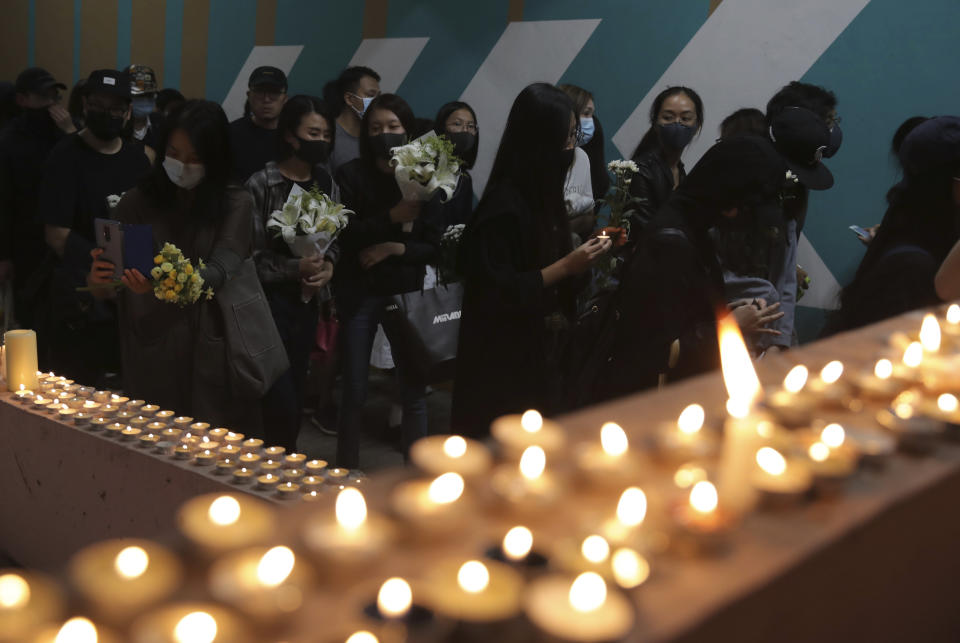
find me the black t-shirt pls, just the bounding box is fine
[230,116,278,183]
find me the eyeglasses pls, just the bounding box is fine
[446,119,478,134]
[86,102,127,118]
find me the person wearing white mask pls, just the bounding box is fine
[323,66,381,175]
[87,100,261,433]
[557,84,596,242]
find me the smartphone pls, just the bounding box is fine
[849,225,870,238]
[94,218,124,280]
[122,224,155,276]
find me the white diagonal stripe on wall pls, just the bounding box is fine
[460,19,602,198]
[797,232,841,310]
[350,37,430,94]
[221,45,304,122]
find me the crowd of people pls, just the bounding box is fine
[2,61,958,469]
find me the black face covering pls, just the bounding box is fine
[447,131,476,159]
[370,132,407,160]
[23,107,57,135]
[85,110,125,141]
[296,137,332,165]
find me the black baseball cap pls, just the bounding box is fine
[15,67,66,94]
[248,66,287,91]
[770,106,834,190]
[86,69,132,100]
[899,116,960,176]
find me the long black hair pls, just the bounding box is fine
[139,99,234,220]
[435,100,479,169]
[485,83,574,266]
[275,94,336,162]
[357,93,416,171]
[321,66,381,118]
[631,86,704,159]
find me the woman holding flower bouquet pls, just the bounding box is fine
[246,95,341,450]
[333,93,444,468]
[452,83,611,438]
[87,100,262,433]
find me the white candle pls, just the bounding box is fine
[523,572,634,642]
[3,330,38,392]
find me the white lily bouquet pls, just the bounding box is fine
[390,131,462,231]
[266,184,354,258]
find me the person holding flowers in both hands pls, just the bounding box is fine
[246,95,342,451]
[452,83,612,439]
[87,100,262,433]
[333,93,444,469]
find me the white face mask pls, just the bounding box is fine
[349,93,375,118]
[163,157,206,190]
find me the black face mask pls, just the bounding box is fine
[370,132,407,160]
[823,124,843,158]
[85,110,125,141]
[296,137,331,165]
[447,131,476,159]
[23,107,57,134]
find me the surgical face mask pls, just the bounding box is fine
[658,122,696,150]
[85,110,125,141]
[163,157,206,190]
[578,117,595,146]
[447,131,476,159]
[371,132,407,160]
[295,137,332,165]
[823,124,843,158]
[349,93,375,119]
[131,95,156,119]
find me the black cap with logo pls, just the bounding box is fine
[15,67,67,94]
[85,69,133,100]
[248,66,287,91]
[770,106,834,190]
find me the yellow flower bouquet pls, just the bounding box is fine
[149,242,213,306]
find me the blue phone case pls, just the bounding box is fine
[122,224,155,276]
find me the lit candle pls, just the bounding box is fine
[807,360,851,408]
[656,403,718,461]
[485,525,549,570]
[598,487,648,545]
[140,404,160,416]
[172,444,194,461]
[76,386,95,399]
[73,412,92,427]
[232,467,255,484]
[283,468,304,482]
[238,453,261,468]
[124,399,146,411]
[129,604,247,643]
[491,445,561,509]
[326,467,350,486]
[877,392,945,454]
[301,476,324,493]
[176,494,275,553]
[195,449,217,466]
[264,445,285,458]
[58,406,77,422]
[750,446,812,508]
[120,426,142,441]
[672,480,734,553]
[98,403,120,418]
[3,329,39,392]
[491,409,565,457]
[215,458,237,476]
[260,459,283,473]
[306,459,328,476]
[764,365,817,427]
[92,390,112,403]
[104,422,126,438]
[88,417,110,431]
[32,616,117,643]
[610,547,651,589]
[81,400,102,414]
[223,432,244,447]
[0,570,64,640]
[427,558,523,622]
[256,473,280,491]
[577,422,645,487]
[276,481,300,499]
[855,358,902,400]
[284,453,307,469]
[523,572,634,642]
[159,427,182,442]
[188,422,210,436]
[14,385,34,404]
[208,545,311,624]
[207,428,228,442]
[409,434,493,478]
[138,433,160,449]
[391,472,469,532]
[68,539,182,617]
[219,445,242,459]
[241,438,263,454]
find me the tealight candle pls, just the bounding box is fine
[208,545,312,624]
[264,445,285,458]
[58,406,77,422]
[159,427,182,441]
[807,360,852,408]
[364,577,433,628]
[597,487,649,546]
[655,403,718,462]
[392,472,469,533]
[232,467,255,484]
[129,603,248,643]
[260,459,283,473]
[31,616,118,643]
[304,487,393,564]
[241,438,263,454]
[671,480,734,553]
[68,539,182,617]
[172,416,194,430]
[138,433,160,449]
[172,444,194,460]
[92,390,112,403]
[302,490,323,503]
[75,386,94,398]
[301,475,324,492]
[257,473,280,491]
[73,412,92,427]
[110,394,130,406]
[140,404,161,417]
[215,458,237,475]
[88,417,110,431]
[283,468,305,482]
[188,422,210,435]
[763,365,818,427]
[124,399,146,411]
[14,386,34,404]
[208,428,229,442]
[491,409,565,457]
[0,570,65,640]
[410,434,493,478]
[306,459,329,475]
[523,572,634,642]
[577,422,645,487]
[176,494,275,553]
[54,391,73,402]
[275,481,300,499]
[98,403,120,418]
[806,439,858,494]
[856,359,902,400]
[121,427,144,441]
[194,449,217,466]
[152,410,174,426]
[750,446,812,508]
[65,396,86,410]
[427,558,523,623]
[326,467,350,485]
[224,432,245,447]
[238,453,262,468]
[41,401,59,414]
[103,422,125,438]
[81,400,102,414]
[491,445,560,509]
[877,393,945,454]
[486,525,549,570]
[284,453,307,469]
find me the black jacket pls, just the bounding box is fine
[627,149,685,238]
[332,158,442,315]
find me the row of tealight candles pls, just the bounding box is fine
[4,305,960,642]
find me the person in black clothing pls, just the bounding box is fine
[0,82,18,130]
[37,68,151,385]
[0,67,76,330]
[828,116,960,334]
[246,95,339,451]
[333,93,443,469]
[580,136,788,405]
[719,108,767,141]
[434,100,479,227]
[628,86,704,239]
[230,66,288,182]
[452,83,611,438]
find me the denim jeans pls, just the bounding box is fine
[336,295,427,468]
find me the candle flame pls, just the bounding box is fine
[784,365,809,393]
[569,572,606,613]
[673,464,707,488]
[600,422,628,456]
[114,546,149,579]
[718,316,761,415]
[874,359,893,380]
[581,535,611,563]
[502,526,533,561]
[821,423,846,448]
[808,442,830,463]
[677,404,705,434]
[520,410,543,433]
[756,447,787,476]
[377,578,412,619]
[208,495,241,526]
[690,481,718,514]
[335,487,367,529]
[0,573,30,608]
[457,560,490,593]
[948,304,960,325]
[616,487,647,527]
[427,472,465,504]
[18,384,24,392]
[519,446,546,480]
[611,548,651,589]
[939,394,959,414]
[174,611,218,643]
[820,361,844,384]
[920,314,941,352]
[257,546,295,588]
[346,632,379,643]
[442,435,467,459]
[903,342,923,368]
[54,617,98,643]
